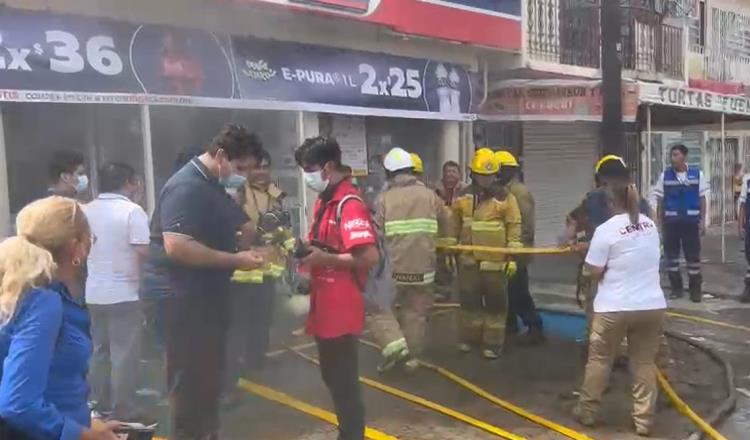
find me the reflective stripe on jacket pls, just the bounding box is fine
[241,182,289,281]
[374,174,449,285]
[448,186,522,266]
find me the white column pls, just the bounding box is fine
[646,105,652,192]
[86,107,99,197]
[0,105,10,237]
[140,105,156,216]
[721,112,726,263]
[438,121,461,173]
[296,111,320,236]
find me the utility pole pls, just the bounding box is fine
[600,0,625,155]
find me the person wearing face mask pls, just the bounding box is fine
[141,123,265,440]
[294,136,380,440]
[223,149,292,403]
[47,150,89,199]
[82,163,150,422]
[495,151,544,346]
[447,149,522,360]
[0,196,124,440]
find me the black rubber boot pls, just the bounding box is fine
[689,275,702,303]
[741,282,750,304]
[668,272,683,299]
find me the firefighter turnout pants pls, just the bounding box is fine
[458,263,509,349]
[394,284,434,357]
[577,310,665,432]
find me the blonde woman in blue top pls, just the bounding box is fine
[0,197,120,440]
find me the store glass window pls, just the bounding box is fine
[149,106,303,235]
[3,103,143,216]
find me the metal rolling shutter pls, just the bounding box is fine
[523,122,599,245]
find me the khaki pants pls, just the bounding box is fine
[578,310,665,431]
[579,265,671,368]
[394,284,434,357]
[458,264,508,348]
[368,310,405,350]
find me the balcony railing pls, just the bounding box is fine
[527,0,684,79]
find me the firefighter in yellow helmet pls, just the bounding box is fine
[374,147,450,372]
[447,148,522,359]
[495,151,544,345]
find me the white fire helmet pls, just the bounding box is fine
[383,147,415,172]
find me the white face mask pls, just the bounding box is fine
[74,175,89,194]
[303,170,329,192]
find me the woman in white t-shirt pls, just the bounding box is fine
[574,180,667,437]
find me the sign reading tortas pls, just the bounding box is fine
[639,82,750,116]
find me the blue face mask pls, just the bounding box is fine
[220,173,247,189]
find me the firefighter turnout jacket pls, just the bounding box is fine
[374,174,450,285]
[449,184,523,270]
[234,182,294,283]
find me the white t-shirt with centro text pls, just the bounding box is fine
[83,193,150,305]
[585,213,666,313]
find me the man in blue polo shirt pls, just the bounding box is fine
[142,124,266,440]
[654,144,709,303]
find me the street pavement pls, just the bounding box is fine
[530,224,750,439]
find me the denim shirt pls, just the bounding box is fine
[0,282,92,440]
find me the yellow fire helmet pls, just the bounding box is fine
[595,154,626,173]
[494,150,519,168]
[470,148,500,175]
[410,153,424,174]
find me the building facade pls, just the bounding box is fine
[0,0,525,236]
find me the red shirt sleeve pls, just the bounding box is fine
[338,198,377,252]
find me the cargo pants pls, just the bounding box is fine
[458,263,509,349]
[578,264,671,368]
[577,310,666,432]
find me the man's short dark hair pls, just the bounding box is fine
[295,136,342,168]
[99,163,137,193]
[443,160,461,173]
[671,144,688,156]
[48,150,84,183]
[260,149,271,165]
[207,124,265,162]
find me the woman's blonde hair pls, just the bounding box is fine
[0,197,88,321]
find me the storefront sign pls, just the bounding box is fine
[0,8,474,120]
[478,80,638,122]
[233,37,473,114]
[640,82,750,117]
[231,0,522,51]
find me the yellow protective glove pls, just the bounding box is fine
[505,261,517,279]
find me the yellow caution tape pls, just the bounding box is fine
[657,370,728,440]
[238,378,398,440]
[288,346,525,440]
[667,312,750,333]
[358,339,592,440]
[437,244,572,255]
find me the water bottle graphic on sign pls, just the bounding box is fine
[448,67,462,114]
[435,63,462,114]
[435,63,452,113]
